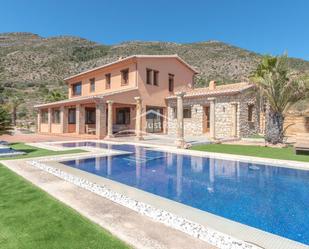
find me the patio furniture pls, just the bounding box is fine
[294,142,309,154]
[85,125,96,135]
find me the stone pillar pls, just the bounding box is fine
[60,106,64,133]
[106,100,114,138]
[231,102,238,137]
[175,92,185,148]
[96,101,106,139]
[208,97,216,140]
[134,96,143,140]
[37,109,41,133]
[76,104,85,134]
[47,108,52,133]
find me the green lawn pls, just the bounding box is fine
[0,164,130,249]
[191,144,309,162]
[0,143,84,160]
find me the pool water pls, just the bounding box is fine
[59,142,309,245]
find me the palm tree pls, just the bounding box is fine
[45,89,66,102]
[251,55,309,144]
[0,106,12,135]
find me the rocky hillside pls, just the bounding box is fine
[1,32,309,124]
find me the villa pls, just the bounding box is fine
[35,55,260,142]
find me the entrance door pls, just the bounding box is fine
[203,106,210,133]
[68,108,76,133]
[146,107,163,133]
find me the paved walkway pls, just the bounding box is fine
[1,133,211,147]
[111,134,211,147]
[0,133,82,143]
[1,158,216,249]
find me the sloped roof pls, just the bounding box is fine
[34,87,138,108]
[166,82,255,99]
[64,54,198,81]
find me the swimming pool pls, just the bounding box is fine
[59,141,309,245]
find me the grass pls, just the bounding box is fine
[0,143,84,160]
[191,144,309,162]
[0,163,130,249]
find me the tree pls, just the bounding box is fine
[2,89,24,127]
[251,55,309,144]
[8,93,24,126]
[0,106,12,135]
[45,89,66,102]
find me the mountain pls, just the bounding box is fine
[1,32,309,124]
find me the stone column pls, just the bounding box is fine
[96,101,106,139]
[37,109,41,133]
[76,104,85,134]
[134,96,143,140]
[175,92,185,148]
[231,102,238,137]
[47,108,52,133]
[106,100,114,138]
[60,106,64,133]
[208,97,216,140]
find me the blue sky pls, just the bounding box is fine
[1,0,309,60]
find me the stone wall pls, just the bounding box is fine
[167,90,259,138]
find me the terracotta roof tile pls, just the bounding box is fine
[166,82,255,99]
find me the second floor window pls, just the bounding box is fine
[153,70,159,86]
[121,69,129,85]
[105,73,111,89]
[90,78,95,92]
[146,69,152,84]
[72,82,82,96]
[168,74,174,92]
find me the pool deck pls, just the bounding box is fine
[1,140,309,249]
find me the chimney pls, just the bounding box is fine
[209,80,216,90]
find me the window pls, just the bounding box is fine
[105,73,111,89]
[68,108,76,124]
[116,107,130,125]
[183,107,192,118]
[90,78,95,92]
[85,108,96,124]
[248,104,254,122]
[172,107,192,119]
[168,74,174,92]
[121,69,129,85]
[41,110,48,123]
[172,107,177,119]
[72,82,82,96]
[153,70,159,86]
[52,109,60,123]
[146,69,152,84]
